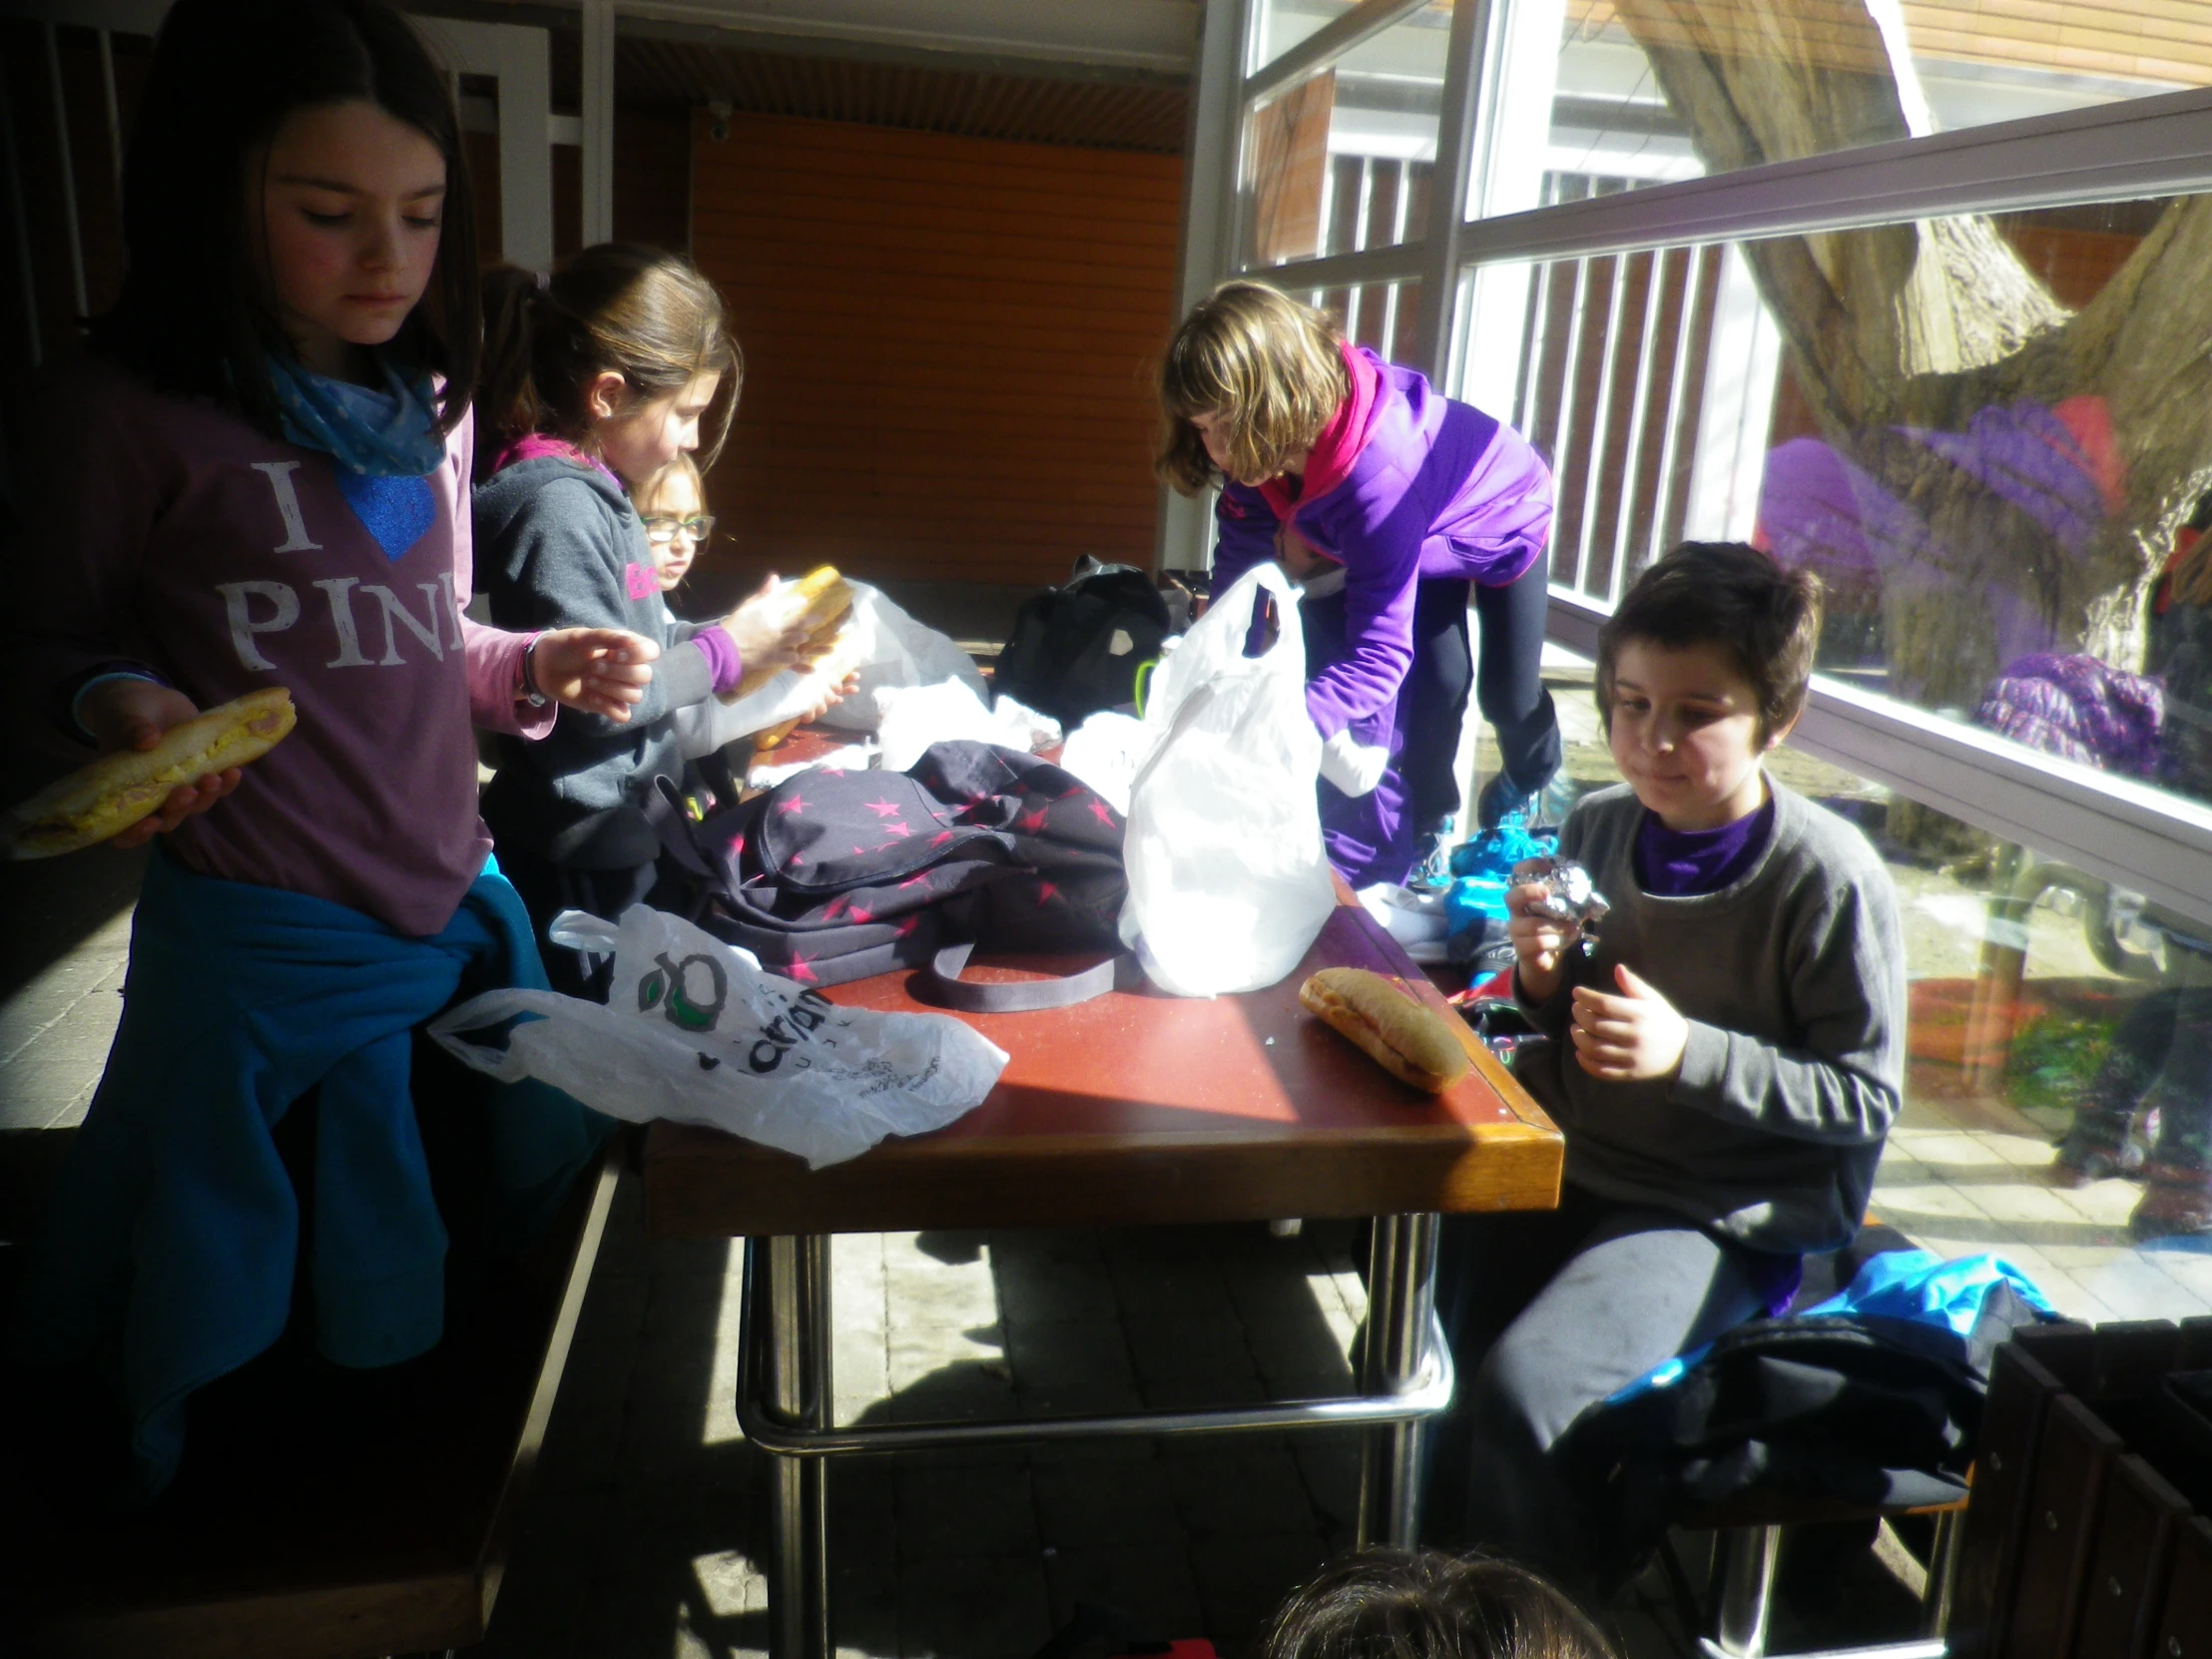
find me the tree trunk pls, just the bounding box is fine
[1604,0,2212,733]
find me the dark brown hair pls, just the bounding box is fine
[90,0,478,436]
[1157,279,1349,493]
[478,244,740,476]
[1259,1550,1617,1659]
[1597,542,1825,743]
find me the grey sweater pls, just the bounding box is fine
[474,456,715,863]
[1515,782,1906,1255]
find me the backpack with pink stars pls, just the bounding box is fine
[653,739,1130,1005]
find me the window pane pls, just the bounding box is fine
[1453,194,2212,832]
[1301,276,1426,364]
[1516,0,2212,196]
[1243,6,1453,267]
[1511,653,2212,1315]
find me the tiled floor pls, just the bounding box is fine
[4,666,2208,1656]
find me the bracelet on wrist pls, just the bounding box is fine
[520,636,551,708]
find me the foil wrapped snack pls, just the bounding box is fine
[1515,854,1610,955]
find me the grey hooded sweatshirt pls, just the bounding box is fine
[474,454,717,866]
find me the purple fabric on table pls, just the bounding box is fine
[1746,1249,1807,1320]
[1633,795,1777,897]
[1209,347,1554,742]
[1974,653,2164,777]
[691,623,743,697]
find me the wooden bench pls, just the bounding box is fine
[1,1112,621,1659]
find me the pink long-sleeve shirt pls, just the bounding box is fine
[14,358,554,936]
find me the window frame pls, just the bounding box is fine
[1185,0,2212,932]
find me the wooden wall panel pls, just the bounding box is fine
[691,112,1182,589]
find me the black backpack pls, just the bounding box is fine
[995,560,1172,728]
[653,741,1129,1005]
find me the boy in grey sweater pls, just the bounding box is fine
[1426,543,1905,1595]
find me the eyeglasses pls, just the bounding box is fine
[643,514,715,545]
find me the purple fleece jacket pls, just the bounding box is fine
[1210,346,1554,741]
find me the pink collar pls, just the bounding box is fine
[1259,342,1382,520]
[491,431,624,488]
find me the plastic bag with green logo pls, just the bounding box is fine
[428,905,1007,1168]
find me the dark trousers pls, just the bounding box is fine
[1424,1185,1766,1598]
[1395,558,1561,837]
[494,841,660,1002]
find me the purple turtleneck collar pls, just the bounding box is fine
[1633,791,1777,897]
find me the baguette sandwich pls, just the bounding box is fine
[4,687,296,859]
[1299,966,1471,1093]
[718,565,855,707]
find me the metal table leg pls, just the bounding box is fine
[764,1234,832,1659]
[1356,1212,1441,1547]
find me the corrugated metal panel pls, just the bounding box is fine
[695,112,1182,587]
[617,37,1189,153]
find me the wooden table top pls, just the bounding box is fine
[642,897,1562,1240]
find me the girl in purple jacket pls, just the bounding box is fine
[1159,282,1559,886]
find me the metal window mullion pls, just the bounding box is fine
[1607,248,1670,601]
[579,0,615,247]
[2,46,40,366]
[95,26,121,206]
[1543,588,2212,933]
[1355,156,1377,256]
[1575,253,1632,602]
[1514,257,1552,438]
[42,21,88,320]
[1251,241,1427,291]
[1455,82,2212,271]
[1645,245,1710,565]
[1246,0,1429,107]
[1410,0,1491,383]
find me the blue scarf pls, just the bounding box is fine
[266,351,448,478]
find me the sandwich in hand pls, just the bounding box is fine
[1299,966,1472,1093]
[719,565,855,706]
[5,687,295,859]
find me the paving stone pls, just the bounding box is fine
[1043,1542,1208,1636]
[895,1458,1040,1559]
[828,1454,899,1564]
[1108,1256,1238,1320]
[1005,1318,1134,1389]
[1124,1313,1259,1383]
[1166,1446,1322,1539]
[1031,1449,1182,1548]
[1141,1375,1272,1411]
[1290,1431,1364,1540]
[1016,1380,1148,1421]
[896,1552,1054,1659]
[879,1357,1019,1423]
[1186,1530,1330,1651]
[994,1253,1120,1326]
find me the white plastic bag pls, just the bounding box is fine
[818,584,989,733]
[874,680,1061,773]
[682,580,990,755]
[1117,563,1336,996]
[1057,709,1150,817]
[428,906,1008,1169]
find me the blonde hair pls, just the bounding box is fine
[479,243,741,476]
[1157,279,1349,493]
[635,451,704,515]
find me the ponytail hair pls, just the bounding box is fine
[91,0,478,436]
[478,245,741,476]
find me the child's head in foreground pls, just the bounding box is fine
[1156,279,1349,493]
[1594,542,1823,831]
[1259,1550,1616,1659]
[634,452,710,591]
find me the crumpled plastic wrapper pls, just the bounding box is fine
[1514,854,1610,955]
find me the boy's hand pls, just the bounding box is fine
[535,627,657,721]
[1505,873,1578,1003]
[77,679,243,848]
[1569,964,1689,1082]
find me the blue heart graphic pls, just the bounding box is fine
[334,471,436,562]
